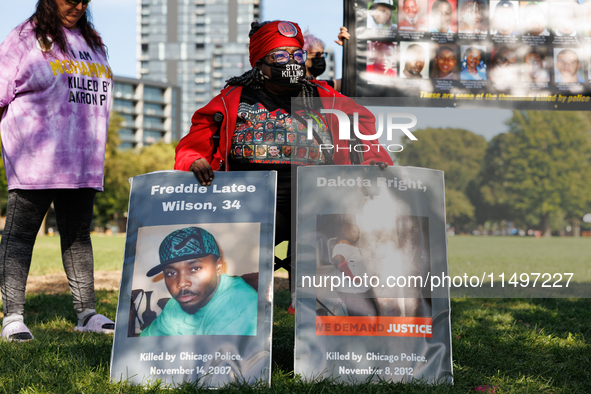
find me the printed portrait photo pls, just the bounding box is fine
[282,145,293,158]
[309,147,320,161]
[287,132,297,144]
[244,144,254,158]
[520,1,549,36]
[268,145,281,158]
[549,1,579,37]
[398,0,429,31]
[554,48,584,84]
[295,146,308,159]
[457,0,488,34]
[129,224,261,337]
[256,145,267,158]
[431,44,458,79]
[490,0,519,35]
[315,214,432,318]
[400,41,430,79]
[366,40,398,78]
[428,0,457,33]
[521,47,550,83]
[490,45,519,83]
[367,0,398,31]
[460,45,487,80]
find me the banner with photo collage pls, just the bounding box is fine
[343,0,591,110]
[110,171,276,388]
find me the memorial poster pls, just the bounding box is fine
[294,165,452,383]
[110,171,276,387]
[344,0,591,110]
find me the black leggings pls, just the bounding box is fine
[0,189,97,316]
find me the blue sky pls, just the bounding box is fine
[0,0,511,139]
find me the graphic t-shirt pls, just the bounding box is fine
[229,87,332,169]
[229,87,333,211]
[0,22,113,190]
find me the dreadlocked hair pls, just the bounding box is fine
[225,20,318,108]
[225,67,265,90]
[26,0,106,56]
[298,76,319,109]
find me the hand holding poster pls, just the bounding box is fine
[294,165,452,383]
[110,171,276,387]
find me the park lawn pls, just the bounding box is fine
[0,236,589,392]
[0,291,589,393]
[447,236,591,283]
[27,234,127,275]
[21,235,591,281]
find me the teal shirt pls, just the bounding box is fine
[140,274,258,337]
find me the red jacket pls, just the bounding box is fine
[174,81,393,171]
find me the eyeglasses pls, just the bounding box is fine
[308,51,328,59]
[266,50,307,64]
[65,0,92,5]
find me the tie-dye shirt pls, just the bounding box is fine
[0,22,112,190]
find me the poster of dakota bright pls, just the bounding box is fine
[110,171,276,387]
[294,165,452,383]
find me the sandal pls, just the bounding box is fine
[74,313,115,334]
[1,321,34,342]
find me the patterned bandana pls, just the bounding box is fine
[146,227,220,277]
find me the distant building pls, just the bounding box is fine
[138,0,262,137]
[112,76,181,149]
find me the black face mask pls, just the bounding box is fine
[263,60,305,88]
[308,57,326,77]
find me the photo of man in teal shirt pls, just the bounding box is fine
[140,227,258,337]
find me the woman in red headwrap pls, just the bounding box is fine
[175,20,392,311]
[175,19,391,180]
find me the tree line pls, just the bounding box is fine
[398,110,591,237]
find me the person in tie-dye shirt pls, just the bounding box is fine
[0,0,114,342]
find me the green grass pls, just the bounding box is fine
[23,235,591,279]
[448,236,591,281]
[1,291,590,393]
[0,236,589,392]
[27,235,126,275]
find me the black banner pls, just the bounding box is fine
[343,0,591,110]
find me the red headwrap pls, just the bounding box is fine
[249,21,305,67]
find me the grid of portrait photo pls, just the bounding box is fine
[230,103,330,165]
[356,0,591,97]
